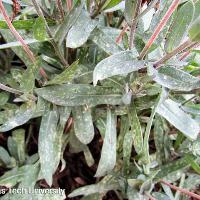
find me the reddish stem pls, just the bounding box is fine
[139,0,180,59]
[0,0,48,80]
[56,0,65,20]
[160,179,200,200]
[116,24,128,44]
[179,43,200,61]
[66,0,72,11]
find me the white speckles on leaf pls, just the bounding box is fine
[93,50,145,85]
[66,11,97,48]
[95,109,116,177]
[157,99,200,140]
[148,65,200,91]
[73,106,95,144]
[38,110,59,186]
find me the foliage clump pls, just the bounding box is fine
[0,0,200,199]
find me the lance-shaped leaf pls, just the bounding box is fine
[128,102,143,155]
[12,129,26,165]
[154,115,166,164]
[148,66,200,91]
[93,50,145,85]
[33,17,48,41]
[45,60,79,85]
[95,109,116,177]
[73,106,94,144]
[0,103,35,132]
[90,28,123,55]
[189,16,200,42]
[54,4,82,45]
[0,147,15,168]
[123,131,133,174]
[142,88,168,165]
[35,84,123,106]
[0,164,38,187]
[103,0,123,10]
[124,0,137,26]
[165,1,194,52]
[155,155,195,182]
[66,10,97,48]
[38,110,59,186]
[156,99,200,140]
[69,175,119,197]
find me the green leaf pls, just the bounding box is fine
[155,155,193,181]
[128,102,143,155]
[185,154,200,174]
[81,193,101,200]
[69,175,119,197]
[33,17,48,41]
[54,4,83,45]
[45,60,79,85]
[95,109,117,177]
[73,106,95,144]
[66,10,97,48]
[189,16,200,42]
[0,147,15,168]
[149,65,200,91]
[0,39,46,50]
[0,92,9,105]
[0,164,38,187]
[93,50,145,85]
[123,131,133,174]
[124,0,136,26]
[35,84,123,107]
[154,115,166,164]
[0,103,35,132]
[153,192,170,200]
[156,99,200,140]
[0,19,35,30]
[90,28,123,55]
[103,0,122,10]
[12,129,26,165]
[38,110,59,186]
[165,1,194,52]
[142,89,167,165]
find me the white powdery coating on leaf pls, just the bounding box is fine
[93,50,144,85]
[66,11,97,48]
[156,99,200,140]
[95,110,116,177]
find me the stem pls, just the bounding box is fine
[154,39,195,68]
[31,0,69,67]
[91,0,107,19]
[0,0,48,80]
[0,83,23,95]
[129,0,142,49]
[116,23,128,44]
[66,0,72,11]
[56,0,65,21]
[139,0,180,59]
[179,42,200,61]
[160,179,200,200]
